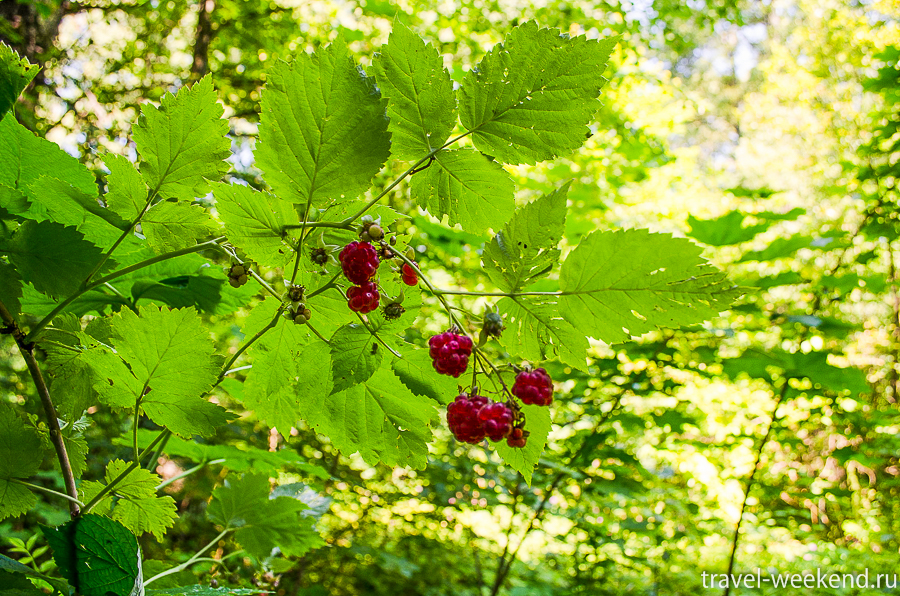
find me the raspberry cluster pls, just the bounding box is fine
[446,392,517,445]
[401,263,419,286]
[339,241,379,285]
[347,282,380,314]
[428,331,473,377]
[511,368,554,406]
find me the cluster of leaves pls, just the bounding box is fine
[0,18,742,596]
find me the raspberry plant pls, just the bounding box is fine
[0,21,739,595]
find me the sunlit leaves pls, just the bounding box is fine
[686,211,769,246]
[460,22,617,164]
[499,295,588,370]
[213,182,298,268]
[494,404,551,486]
[133,75,231,201]
[141,202,214,253]
[559,229,741,344]
[103,154,148,221]
[0,42,38,121]
[257,38,390,207]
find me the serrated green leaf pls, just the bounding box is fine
[498,295,588,369]
[329,324,383,393]
[493,404,551,485]
[103,154,148,221]
[391,347,460,405]
[459,22,617,165]
[686,211,769,246]
[213,182,298,268]
[305,288,356,337]
[559,229,741,344]
[208,475,323,559]
[410,148,515,232]
[0,480,37,522]
[141,201,214,253]
[256,38,390,207]
[0,220,106,299]
[483,183,568,292]
[0,42,39,121]
[300,367,439,468]
[0,260,22,316]
[106,306,230,437]
[371,21,457,159]
[42,514,143,596]
[0,114,97,197]
[133,75,231,201]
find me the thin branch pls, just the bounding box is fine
[144,528,233,586]
[82,430,169,513]
[11,479,84,508]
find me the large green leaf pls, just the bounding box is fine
[42,515,143,596]
[103,306,230,437]
[459,22,617,165]
[0,260,22,316]
[103,154,148,221]
[0,404,43,521]
[132,75,231,201]
[391,347,461,405]
[141,201,214,253]
[299,367,439,469]
[498,295,588,370]
[493,404,552,486]
[0,220,106,298]
[371,21,457,159]
[0,42,38,121]
[483,183,568,292]
[256,38,390,207]
[212,182,298,268]
[410,148,515,232]
[559,228,741,344]
[207,475,323,559]
[329,323,384,393]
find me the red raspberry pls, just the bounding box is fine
[511,368,553,406]
[339,241,379,284]
[347,282,380,313]
[401,263,419,286]
[446,392,489,444]
[506,427,527,448]
[478,401,513,442]
[428,331,473,377]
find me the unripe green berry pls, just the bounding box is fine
[368,224,384,241]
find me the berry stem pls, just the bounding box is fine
[218,305,287,383]
[307,271,342,299]
[386,246,467,332]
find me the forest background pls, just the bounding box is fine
[2,0,900,594]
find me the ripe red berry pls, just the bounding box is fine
[511,368,553,406]
[428,331,473,377]
[507,427,527,448]
[447,392,489,444]
[339,241,379,284]
[478,401,513,442]
[347,282,380,313]
[401,263,419,286]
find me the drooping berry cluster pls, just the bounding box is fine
[511,368,554,406]
[339,241,380,284]
[446,392,517,444]
[428,330,473,377]
[347,282,380,314]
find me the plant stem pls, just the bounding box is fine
[144,528,233,586]
[24,236,228,343]
[11,479,85,508]
[217,306,286,385]
[156,459,226,491]
[82,430,169,513]
[283,221,353,230]
[308,271,342,299]
[0,299,81,518]
[386,246,466,331]
[722,380,790,596]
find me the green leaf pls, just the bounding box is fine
[686,211,769,246]
[483,183,568,292]
[299,367,439,469]
[459,22,617,165]
[208,475,323,559]
[493,404,551,486]
[103,154,148,221]
[42,514,143,596]
[0,260,22,316]
[371,21,457,159]
[256,38,391,207]
[558,229,741,344]
[132,75,231,201]
[391,347,460,405]
[141,201,214,253]
[0,404,43,520]
[83,459,178,540]
[410,148,515,232]
[0,114,97,197]
[329,323,384,393]
[0,570,44,596]
[0,220,105,299]
[498,295,588,369]
[738,234,840,262]
[106,306,230,437]
[213,182,298,268]
[0,42,39,121]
